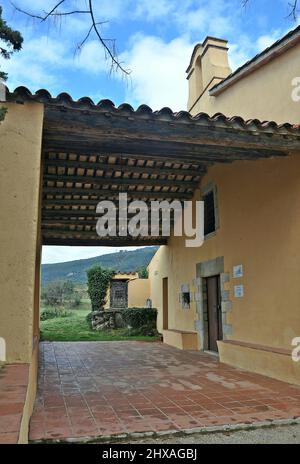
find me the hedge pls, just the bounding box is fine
[122,307,157,330]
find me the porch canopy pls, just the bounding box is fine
[7,86,300,246]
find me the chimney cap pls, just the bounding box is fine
[186,36,228,74]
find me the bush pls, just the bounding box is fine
[86,266,114,312]
[122,307,157,332]
[126,322,158,337]
[40,307,72,321]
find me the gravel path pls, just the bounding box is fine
[113,423,300,444]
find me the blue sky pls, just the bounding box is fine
[1,0,298,263]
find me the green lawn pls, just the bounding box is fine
[40,308,159,342]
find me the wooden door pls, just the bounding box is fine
[206,275,222,352]
[162,277,168,330]
[110,280,128,308]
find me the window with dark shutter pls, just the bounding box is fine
[204,190,216,235]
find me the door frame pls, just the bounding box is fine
[195,257,232,351]
[206,275,222,352]
[162,277,169,330]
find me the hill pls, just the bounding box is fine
[41,246,158,286]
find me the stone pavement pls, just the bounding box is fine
[29,341,300,442]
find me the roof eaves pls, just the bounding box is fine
[210,24,300,96]
[4,86,300,136]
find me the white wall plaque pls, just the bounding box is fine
[234,285,244,298]
[233,264,243,278]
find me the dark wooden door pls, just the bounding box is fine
[206,275,222,352]
[110,280,128,308]
[162,277,168,330]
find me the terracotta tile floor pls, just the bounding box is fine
[29,341,300,441]
[0,364,29,444]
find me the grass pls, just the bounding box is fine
[40,304,159,342]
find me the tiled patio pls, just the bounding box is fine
[30,341,300,441]
[0,364,29,444]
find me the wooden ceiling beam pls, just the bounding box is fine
[43,173,200,189]
[44,158,206,177]
[43,187,194,199]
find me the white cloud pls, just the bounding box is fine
[0,35,70,91]
[228,28,286,72]
[74,40,108,74]
[133,0,174,21]
[174,0,233,37]
[120,34,193,110]
[92,0,131,21]
[256,30,282,52]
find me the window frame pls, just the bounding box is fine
[202,182,220,239]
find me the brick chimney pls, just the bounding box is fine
[186,37,231,112]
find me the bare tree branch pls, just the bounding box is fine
[11,0,130,76]
[87,0,129,75]
[287,0,299,20]
[242,0,299,20]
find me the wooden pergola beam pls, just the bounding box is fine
[43,187,194,199]
[44,158,206,177]
[43,173,200,189]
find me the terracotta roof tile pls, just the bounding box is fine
[4,85,300,135]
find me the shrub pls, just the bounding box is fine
[40,307,72,321]
[122,307,157,330]
[86,266,114,312]
[126,322,158,337]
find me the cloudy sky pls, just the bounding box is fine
[1,0,298,263]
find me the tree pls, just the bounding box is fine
[242,0,299,20]
[0,6,23,120]
[12,0,130,76]
[137,266,148,279]
[42,280,75,306]
[86,266,114,312]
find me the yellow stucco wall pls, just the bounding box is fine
[0,102,44,363]
[218,341,300,386]
[149,153,300,356]
[149,33,300,382]
[128,278,150,308]
[18,338,39,443]
[190,40,300,124]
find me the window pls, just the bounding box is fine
[182,292,191,309]
[114,290,124,299]
[203,189,216,236]
[180,284,191,309]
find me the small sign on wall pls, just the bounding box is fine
[234,284,244,298]
[233,264,243,278]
